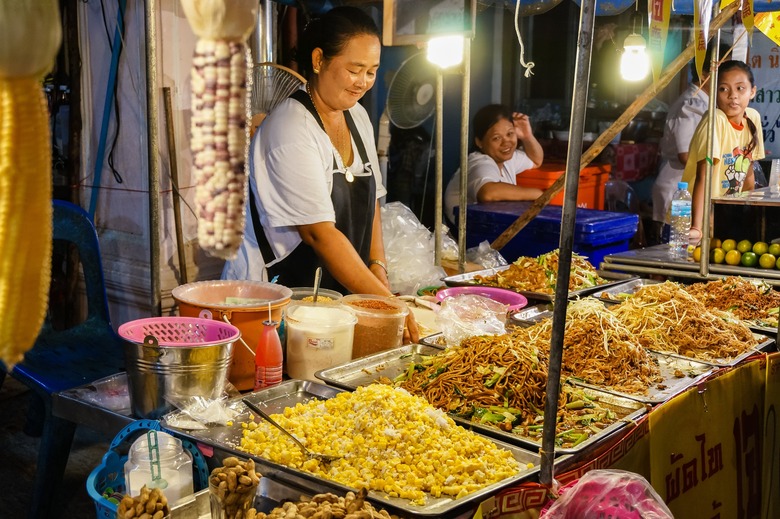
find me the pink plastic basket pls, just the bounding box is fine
[118,314,240,347]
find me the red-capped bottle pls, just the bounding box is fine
[255,320,283,390]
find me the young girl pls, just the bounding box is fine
[682,60,765,244]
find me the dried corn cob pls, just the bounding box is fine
[181,0,257,259]
[0,0,61,367]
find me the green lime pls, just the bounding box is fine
[711,248,725,264]
[722,239,737,252]
[725,249,742,265]
[769,243,780,257]
[753,242,769,255]
[710,238,722,249]
[759,253,777,269]
[741,251,758,267]
[737,240,753,254]
[777,256,780,270]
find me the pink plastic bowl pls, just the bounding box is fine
[435,286,528,312]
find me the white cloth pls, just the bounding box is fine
[444,150,535,224]
[652,84,708,222]
[222,93,386,281]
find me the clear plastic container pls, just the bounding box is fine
[284,302,357,380]
[289,287,344,303]
[124,431,194,504]
[342,294,409,359]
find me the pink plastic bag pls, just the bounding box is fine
[540,470,673,519]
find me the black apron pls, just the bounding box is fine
[250,90,376,294]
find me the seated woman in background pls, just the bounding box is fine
[444,104,544,225]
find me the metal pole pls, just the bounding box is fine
[145,0,162,316]
[163,87,188,285]
[539,0,596,487]
[458,39,471,273]
[700,26,721,277]
[434,69,444,266]
[250,0,275,63]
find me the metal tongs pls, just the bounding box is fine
[242,398,342,463]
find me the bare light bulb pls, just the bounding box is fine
[426,35,464,69]
[621,33,650,81]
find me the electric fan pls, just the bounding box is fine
[384,52,436,131]
[250,62,306,136]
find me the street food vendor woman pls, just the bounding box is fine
[223,6,419,342]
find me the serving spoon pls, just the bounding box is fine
[242,398,342,463]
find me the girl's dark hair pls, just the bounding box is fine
[718,59,759,155]
[472,104,513,143]
[298,6,380,79]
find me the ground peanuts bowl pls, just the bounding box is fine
[342,295,409,359]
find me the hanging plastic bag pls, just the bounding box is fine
[381,202,457,295]
[436,294,508,345]
[540,469,673,519]
[466,240,508,269]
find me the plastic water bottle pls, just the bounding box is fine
[669,181,692,260]
[255,320,283,390]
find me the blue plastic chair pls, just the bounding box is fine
[0,200,125,519]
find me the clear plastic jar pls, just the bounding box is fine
[124,431,194,504]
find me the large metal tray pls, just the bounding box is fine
[442,266,635,302]
[648,334,776,368]
[163,379,543,518]
[590,277,662,303]
[315,345,647,454]
[406,337,714,405]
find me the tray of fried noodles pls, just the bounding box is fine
[682,276,780,336]
[609,281,774,366]
[315,340,647,455]
[442,250,633,301]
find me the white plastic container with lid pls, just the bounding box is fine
[124,430,194,505]
[284,302,357,380]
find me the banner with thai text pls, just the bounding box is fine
[649,360,765,518]
[694,0,714,81]
[649,0,672,82]
[748,31,780,158]
[756,12,780,46]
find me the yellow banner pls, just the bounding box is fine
[742,0,755,43]
[720,0,735,8]
[694,0,713,81]
[649,0,672,82]
[649,360,765,518]
[763,354,780,519]
[756,12,780,46]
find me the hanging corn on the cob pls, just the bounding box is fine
[0,0,61,367]
[181,0,257,259]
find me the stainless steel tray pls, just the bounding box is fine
[647,334,776,368]
[590,277,662,303]
[510,304,554,326]
[163,379,543,518]
[315,346,647,455]
[442,267,635,301]
[569,351,716,404]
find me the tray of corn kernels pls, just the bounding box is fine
[315,344,648,454]
[163,379,545,517]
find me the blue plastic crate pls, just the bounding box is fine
[461,201,639,266]
[86,419,209,519]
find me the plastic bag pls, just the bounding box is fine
[466,240,508,269]
[381,202,456,295]
[163,382,243,429]
[540,469,673,519]
[436,294,508,345]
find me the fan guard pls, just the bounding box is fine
[250,62,306,133]
[386,52,436,129]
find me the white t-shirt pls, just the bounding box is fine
[652,84,709,222]
[222,93,386,281]
[444,150,535,224]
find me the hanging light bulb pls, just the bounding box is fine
[427,35,464,69]
[620,4,650,81]
[621,33,650,81]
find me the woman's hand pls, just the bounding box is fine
[513,112,533,142]
[403,310,420,344]
[689,227,702,245]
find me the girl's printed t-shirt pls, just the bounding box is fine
[682,107,765,198]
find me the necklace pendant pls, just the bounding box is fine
[345,169,354,182]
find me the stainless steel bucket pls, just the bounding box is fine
[119,315,239,419]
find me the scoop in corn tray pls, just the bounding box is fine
[180,0,257,259]
[0,0,61,367]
